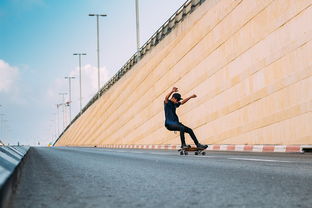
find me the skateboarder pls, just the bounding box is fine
[164,87,208,149]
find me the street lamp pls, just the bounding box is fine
[64,77,75,124]
[55,106,60,137]
[73,53,87,113]
[59,93,67,130]
[89,13,107,96]
[135,0,140,53]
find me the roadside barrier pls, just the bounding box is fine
[0,146,30,207]
[80,144,306,153]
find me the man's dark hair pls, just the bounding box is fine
[172,93,183,101]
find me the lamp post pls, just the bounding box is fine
[59,93,67,130]
[135,0,140,53]
[89,13,107,96]
[73,53,87,113]
[55,105,60,137]
[65,77,75,124]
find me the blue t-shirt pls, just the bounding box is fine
[164,100,181,125]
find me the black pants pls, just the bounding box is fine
[165,122,199,146]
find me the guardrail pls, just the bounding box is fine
[0,145,30,207]
[54,0,206,145]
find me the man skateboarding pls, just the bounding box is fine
[164,87,208,149]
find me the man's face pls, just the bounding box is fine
[171,97,179,103]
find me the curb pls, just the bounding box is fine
[94,144,308,153]
[0,146,30,208]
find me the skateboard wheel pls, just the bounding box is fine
[185,152,188,155]
[202,152,206,155]
[195,151,199,155]
[180,151,184,155]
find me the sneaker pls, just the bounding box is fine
[181,144,191,149]
[196,143,208,150]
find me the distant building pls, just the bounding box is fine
[0,140,4,146]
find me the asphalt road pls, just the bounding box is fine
[8,147,312,208]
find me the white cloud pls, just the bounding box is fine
[47,64,111,123]
[69,64,111,102]
[0,59,19,93]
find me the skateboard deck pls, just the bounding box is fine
[178,146,208,155]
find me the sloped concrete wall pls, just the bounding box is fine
[55,0,312,147]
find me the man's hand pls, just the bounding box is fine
[165,87,178,104]
[181,94,197,105]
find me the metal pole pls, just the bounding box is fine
[56,106,60,136]
[59,93,67,130]
[62,95,65,130]
[79,54,82,112]
[135,0,140,52]
[65,77,75,123]
[69,78,72,123]
[89,14,106,97]
[96,15,100,94]
[53,114,57,140]
[74,53,86,113]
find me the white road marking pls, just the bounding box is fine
[228,158,292,163]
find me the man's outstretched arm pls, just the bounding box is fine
[181,94,197,105]
[164,87,178,103]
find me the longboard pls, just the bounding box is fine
[178,146,208,155]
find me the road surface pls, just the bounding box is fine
[8,147,312,208]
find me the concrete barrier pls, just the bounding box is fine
[89,144,305,153]
[0,146,30,208]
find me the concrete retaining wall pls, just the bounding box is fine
[0,146,30,207]
[55,0,312,147]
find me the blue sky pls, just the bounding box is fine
[0,0,186,146]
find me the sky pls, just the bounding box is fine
[0,0,186,146]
